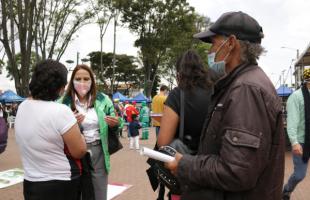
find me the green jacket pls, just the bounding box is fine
[139,106,150,123]
[61,93,116,173]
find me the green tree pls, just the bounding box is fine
[159,14,212,89]
[0,59,4,74]
[119,0,206,97]
[0,0,93,96]
[90,0,113,76]
[5,52,39,81]
[88,51,143,94]
[0,45,5,74]
[34,0,93,61]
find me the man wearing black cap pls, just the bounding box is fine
[165,11,285,200]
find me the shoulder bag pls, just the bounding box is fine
[151,89,194,194]
[108,126,123,155]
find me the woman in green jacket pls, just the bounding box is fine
[61,64,119,200]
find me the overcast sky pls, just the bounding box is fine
[1,0,310,92]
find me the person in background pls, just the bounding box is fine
[152,85,169,137]
[125,101,139,123]
[61,64,119,200]
[139,101,150,140]
[156,50,216,200]
[129,114,141,150]
[0,104,8,123]
[282,68,310,200]
[11,103,18,116]
[15,59,86,200]
[166,11,284,200]
[113,99,125,137]
[113,99,123,117]
[150,86,169,200]
[125,101,139,138]
[0,104,3,118]
[123,100,129,122]
[158,49,215,152]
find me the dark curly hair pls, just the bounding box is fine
[176,50,211,90]
[29,59,68,101]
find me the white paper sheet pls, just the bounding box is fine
[140,147,175,162]
[150,113,163,117]
[108,183,132,200]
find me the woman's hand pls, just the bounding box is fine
[165,152,183,176]
[105,116,119,128]
[74,111,85,124]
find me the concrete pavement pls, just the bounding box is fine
[1,128,310,200]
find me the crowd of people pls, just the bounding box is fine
[0,103,19,123]
[10,10,309,200]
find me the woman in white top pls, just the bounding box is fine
[15,59,86,200]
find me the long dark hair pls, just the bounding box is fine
[176,50,211,90]
[65,64,97,111]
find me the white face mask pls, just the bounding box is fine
[73,80,91,97]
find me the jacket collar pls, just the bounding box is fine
[214,62,257,95]
[62,92,106,106]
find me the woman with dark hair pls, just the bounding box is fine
[61,64,119,200]
[157,50,216,199]
[15,59,87,200]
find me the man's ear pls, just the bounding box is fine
[228,35,237,50]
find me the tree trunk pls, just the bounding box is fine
[0,0,36,96]
[144,65,153,97]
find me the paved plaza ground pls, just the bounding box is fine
[1,127,310,200]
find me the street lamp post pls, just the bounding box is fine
[111,10,119,95]
[281,46,300,88]
[81,58,89,64]
[65,60,74,71]
[65,60,75,82]
[76,52,80,65]
[281,46,299,60]
[281,70,286,86]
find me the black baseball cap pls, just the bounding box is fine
[194,11,264,44]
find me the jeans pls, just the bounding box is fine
[284,150,309,192]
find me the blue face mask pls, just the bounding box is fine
[207,52,226,76]
[207,39,231,77]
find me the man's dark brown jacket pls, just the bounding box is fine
[177,63,285,200]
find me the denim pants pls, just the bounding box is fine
[284,150,309,192]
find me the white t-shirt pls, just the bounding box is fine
[15,99,78,182]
